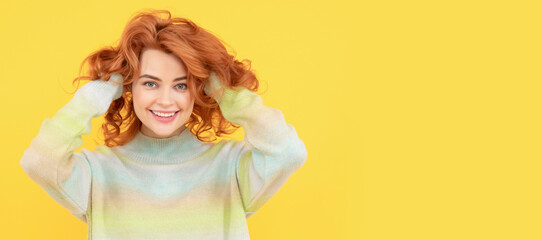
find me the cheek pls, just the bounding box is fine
[184,94,195,108]
[132,91,151,109]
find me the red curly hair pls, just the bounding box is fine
[72,9,260,147]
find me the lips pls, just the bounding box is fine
[151,110,179,114]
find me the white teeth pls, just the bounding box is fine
[151,110,176,117]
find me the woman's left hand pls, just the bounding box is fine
[204,71,225,103]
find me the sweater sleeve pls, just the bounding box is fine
[204,72,308,218]
[20,74,124,223]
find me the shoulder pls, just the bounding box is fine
[77,145,120,164]
[205,138,253,158]
[79,144,115,156]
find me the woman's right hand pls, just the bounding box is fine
[73,73,124,117]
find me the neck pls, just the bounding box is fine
[113,128,212,164]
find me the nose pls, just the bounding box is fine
[157,87,174,106]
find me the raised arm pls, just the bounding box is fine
[204,72,307,218]
[20,74,124,222]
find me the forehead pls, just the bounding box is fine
[139,48,186,78]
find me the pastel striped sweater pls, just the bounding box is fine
[20,73,307,239]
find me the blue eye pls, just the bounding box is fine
[144,82,156,87]
[176,84,187,90]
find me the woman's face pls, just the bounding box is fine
[131,48,195,138]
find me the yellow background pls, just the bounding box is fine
[2,0,540,239]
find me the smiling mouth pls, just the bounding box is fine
[149,110,180,118]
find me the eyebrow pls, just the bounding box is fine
[138,74,187,82]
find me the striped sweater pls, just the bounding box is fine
[20,73,307,239]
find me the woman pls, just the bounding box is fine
[20,9,307,239]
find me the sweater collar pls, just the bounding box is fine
[113,128,212,164]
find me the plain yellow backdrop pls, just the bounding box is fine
[2,0,540,239]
